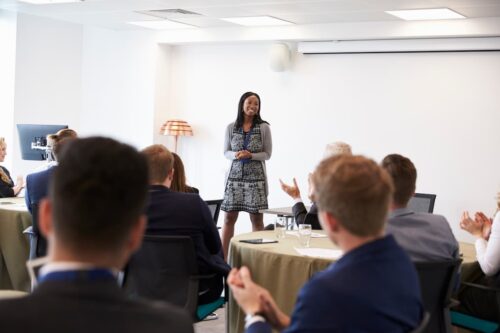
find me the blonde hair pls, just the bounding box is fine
[323,141,352,159]
[0,137,12,184]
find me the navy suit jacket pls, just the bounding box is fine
[0,275,193,333]
[25,166,55,214]
[292,202,321,230]
[146,185,230,275]
[247,236,422,333]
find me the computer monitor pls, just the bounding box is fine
[17,124,68,161]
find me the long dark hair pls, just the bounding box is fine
[235,92,269,129]
[170,152,188,193]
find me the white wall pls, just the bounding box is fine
[0,10,17,171]
[13,13,82,177]
[80,26,159,150]
[165,43,500,240]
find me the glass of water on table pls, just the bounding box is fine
[298,224,312,247]
[275,216,286,239]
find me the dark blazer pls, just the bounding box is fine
[146,185,230,276]
[0,278,193,333]
[25,166,55,214]
[0,166,14,198]
[247,236,422,333]
[292,202,321,230]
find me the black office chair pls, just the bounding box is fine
[123,235,225,322]
[204,199,223,226]
[414,259,462,333]
[23,203,47,260]
[410,311,431,333]
[450,282,500,332]
[408,193,437,213]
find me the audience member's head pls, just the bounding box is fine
[323,141,352,159]
[46,132,77,162]
[141,144,174,186]
[381,154,417,208]
[170,152,190,193]
[41,137,149,267]
[56,128,78,140]
[312,155,393,242]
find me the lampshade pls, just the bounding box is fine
[161,120,193,137]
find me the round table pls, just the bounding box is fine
[0,197,32,292]
[227,230,340,333]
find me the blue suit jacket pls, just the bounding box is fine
[247,236,422,333]
[145,185,230,275]
[25,166,55,214]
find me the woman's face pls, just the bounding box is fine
[0,143,6,162]
[243,95,260,118]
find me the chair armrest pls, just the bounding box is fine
[462,281,500,292]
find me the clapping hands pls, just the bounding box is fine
[279,178,301,200]
[460,211,493,240]
[227,267,290,330]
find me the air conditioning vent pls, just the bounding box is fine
[137,9,202,19]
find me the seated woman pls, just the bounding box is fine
[0,137,23,198]
[458,193,500,322]
[170,152,199,194]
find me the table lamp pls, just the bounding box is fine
[160,119,193,153]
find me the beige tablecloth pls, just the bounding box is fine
[0,197,32,292]
[228,230,338,333]
[227,230,477,333]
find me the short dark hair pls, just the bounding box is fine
[50,137,149,252]
[235,91,269,129]
[312,155,394,237]
[381,154,417,207]
[141,144,174,184]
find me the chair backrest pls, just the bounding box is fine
[204,199,223,225]
[123,235,200,317]
[408,193,437,213]
[414,259,462,333]
[29,203,47,258]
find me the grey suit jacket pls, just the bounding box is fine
[386,208,460,262]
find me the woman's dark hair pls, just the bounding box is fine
[235,91,269,129]
[171,152,188,193]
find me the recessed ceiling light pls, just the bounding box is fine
[18,0,82,4]
[128,20,196,30]
[220,16,293,27]
[385,8,465,21]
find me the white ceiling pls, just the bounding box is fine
[1,0,500,31]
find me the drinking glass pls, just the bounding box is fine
[275,216,286,239]
[298,224,312,247]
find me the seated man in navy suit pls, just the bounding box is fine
[25,133,76,257]
[0,137,193,333]
[229,155,423,333]
[141,144,230,305]
[381,154,459,261]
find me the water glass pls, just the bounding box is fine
[298,224,312,247]
[275,216,286,239]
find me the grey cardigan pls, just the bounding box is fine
[223,122,272,195]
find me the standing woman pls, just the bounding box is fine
[0,137,24,197]
[221,92,272,259]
